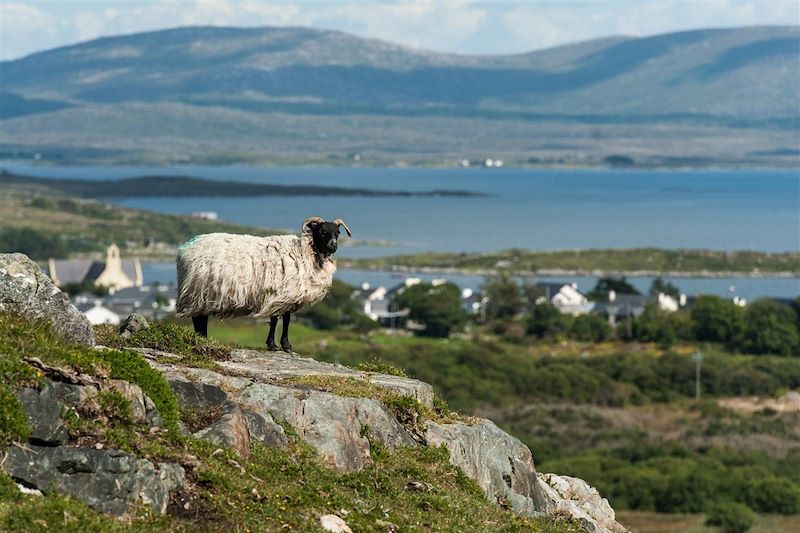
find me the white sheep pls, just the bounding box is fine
[176,216,351,352]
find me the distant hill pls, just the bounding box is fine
[0,25,798,167]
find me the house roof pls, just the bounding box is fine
[49,258,139,285]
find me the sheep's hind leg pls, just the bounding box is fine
[192,315,208,337]
[266,316,279,351]
[280,312,292,353]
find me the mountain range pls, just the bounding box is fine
[0,25,798,167]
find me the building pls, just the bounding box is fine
[535,282,593,315]
[593,291,648,326]
[48,244,142,290]
[71,284,175,322]
[75,301,121,326]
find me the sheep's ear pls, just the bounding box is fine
[332,218,352,237]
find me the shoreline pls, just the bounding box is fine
[337,263,800,279]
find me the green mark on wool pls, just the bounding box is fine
[178,235,200,252]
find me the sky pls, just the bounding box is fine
[1,1,798,61]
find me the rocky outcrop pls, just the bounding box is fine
[7,374,185,516]
[220,349,434,407]
[425,419,549,516]
[168,376,253,459]
[0,253,95,345]
[539,473,628,533]
[4,445,183,515]
[151,351,628,532]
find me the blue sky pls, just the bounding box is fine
[1,1,798,60]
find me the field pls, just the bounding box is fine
[616,511,800,533]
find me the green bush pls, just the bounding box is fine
[691,295,744,345]
[528,302,568,338]
[740,299,799,355]
[705,501,757,533]
[569,314,611,342]
[482,274,523,320]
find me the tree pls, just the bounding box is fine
[482,273,523,320]
[691,295,743,344]
[634,304,691,348]
[527,302,567,338]
[395,282,467,338]
[569,314,611,342]
[301,280,377,332]
[588,277,640,300]
[649,277,680,299]
[740,299,799,355]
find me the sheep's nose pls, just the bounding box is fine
[328,240,337,250]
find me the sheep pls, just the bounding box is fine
[176,216,351,352]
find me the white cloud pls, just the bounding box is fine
[0,1,797,61]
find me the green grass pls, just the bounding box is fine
[616,511,800,533]
[0,313,180,432]
[343,248,800,275]
[96,321,231,370]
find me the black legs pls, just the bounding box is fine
[266,312,292,353]
[280,312,292,353]
[192,315,208,337]
[266,316,279,351]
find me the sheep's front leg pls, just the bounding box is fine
[280,312,292,353]
[192,315,208,337]
[266,316,279,351]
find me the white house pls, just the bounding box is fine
[535,282,593,315]
[76,301,121,326]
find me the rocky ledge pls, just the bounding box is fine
[144,345,627,532]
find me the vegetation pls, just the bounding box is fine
[0,186,278,259]
[344,248,800,275]
[0,313,576,532]
[208,317,800,518]
[395,281,468,338]
[705,501,757,533]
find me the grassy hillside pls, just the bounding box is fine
[1,25,797,166]
[0,181,278,259]
[343,248,800,276]
[0,313,573,532]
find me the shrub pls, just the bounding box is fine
[482,274,523,320]
[527,303,567,338]
[301,280,376,332]
[705,501,756,533]
[740,299,799,355]
[691,295,744,345]
[569,314,611,342]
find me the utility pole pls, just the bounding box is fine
[693,351,703,400]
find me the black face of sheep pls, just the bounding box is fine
[307,219,352,257]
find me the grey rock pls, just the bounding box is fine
[193,401,251,459]
[15,385,69,445]
[538,473,630,533]
[0,253,95,345]
[118,313,150,339]
[168,377,250,458]
[2,445,184,515]
[222,349,434,407]
[238,382,415,472]
[169,377,229,408]
[424,418,549,516]
[243,410,288,448]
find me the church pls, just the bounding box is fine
[47,244,143,290]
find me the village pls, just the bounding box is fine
[48,244,713,330]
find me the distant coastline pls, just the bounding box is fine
[0,170,486,198]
